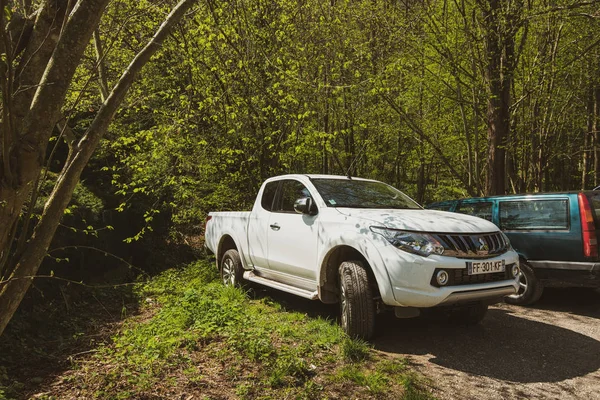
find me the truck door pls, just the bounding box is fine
[267,179,319,281]
[247,181,279,269]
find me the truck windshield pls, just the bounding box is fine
[311,178,422,209]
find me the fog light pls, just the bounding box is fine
[436,270,449,286]
[512,264,520,278]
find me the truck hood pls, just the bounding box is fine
[336,208,499,233]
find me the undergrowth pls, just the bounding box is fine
[3,259,434,399]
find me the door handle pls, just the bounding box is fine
[270,223,280,231]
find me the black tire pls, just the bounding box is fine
[221,249,244,287]
[449,303,488,325]
[339,260,376,340]
[505,262,544,306]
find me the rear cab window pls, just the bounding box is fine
[499,199,569,230]
[261,181,279,211]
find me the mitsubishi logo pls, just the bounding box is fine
[478,238,489,253]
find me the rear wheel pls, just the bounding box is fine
[221,249,244,287]
[449,303,488,325]
[505,262,543,306]
[339,260,376,339]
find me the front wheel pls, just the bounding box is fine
[339,260,376,340]
[505,262,543,306]
[221,249,244,287]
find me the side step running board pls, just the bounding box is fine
[243,271,319,300]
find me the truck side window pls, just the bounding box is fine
[275,180,311,213]
[456,202,493,222]
[500,200,569,230]
[261,181,279,211]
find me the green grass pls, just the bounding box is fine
[53,259,434,399]
[341,337,371,362]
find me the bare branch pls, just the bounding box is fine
[48,245,150,278]
[527,0,600,18]
[93,28,109,101]
[56,119,76,148]
[382,94,475,196]
[0,274,142,288]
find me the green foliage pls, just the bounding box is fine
[334,364,390,395]
[45,0,600,244]
[98,259,336,390]
[61,259,433,398]
[332,359,433,399]
[0,367,10,400]
[341,337,371,363]
[36,172,104,222]
[112,283,246,368]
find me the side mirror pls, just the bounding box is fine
[294,197,317,215]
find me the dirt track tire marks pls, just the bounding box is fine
[374,288,600,400]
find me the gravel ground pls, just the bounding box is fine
[373,288,600,400]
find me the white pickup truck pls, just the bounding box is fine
[205,174,520,338]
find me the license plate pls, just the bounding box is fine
[467,259,506,275]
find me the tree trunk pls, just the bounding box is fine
[0,0,197,338]
[583,87,593,189]
[0,0,111,279]
[594,87,600,187]
[93,29,110,101]
[582,127,589,190]
[481,0,521,195]
[473,83,481,195]
[416,155,426,204]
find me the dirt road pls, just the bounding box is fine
[373,288,600,400]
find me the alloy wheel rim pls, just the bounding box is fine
[509,270,527,299]
[222,258,235,286]
[340,283,348,329]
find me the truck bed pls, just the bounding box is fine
[205,211,251,262]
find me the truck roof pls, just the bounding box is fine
[265,174,378,182]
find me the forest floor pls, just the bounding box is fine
[2,258,598,400]
[0,259,433,400]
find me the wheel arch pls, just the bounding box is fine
[217,234,238,270]
[318,244,382,304]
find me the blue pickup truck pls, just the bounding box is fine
[427,191,600,305]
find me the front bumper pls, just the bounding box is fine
[376,244,520,308]
[437,285,517,306]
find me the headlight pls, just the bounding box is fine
[370,227,445,257]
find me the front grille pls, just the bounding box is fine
[432,232,509,259]
[430,264,515,287]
